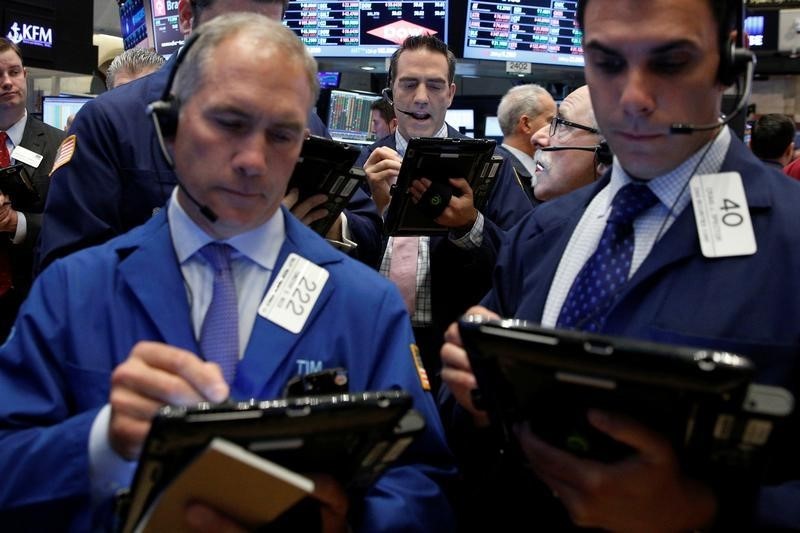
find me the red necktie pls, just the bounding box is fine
[0,132,13,296]
[0,132,10,168]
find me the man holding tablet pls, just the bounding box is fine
[440,0,800,530]
[0,15,455,532]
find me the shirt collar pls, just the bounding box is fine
[4,110,27,147]
[394,122,449,157]
[606,126,732,213]
[501,143,536,175]
[167,187,285,270]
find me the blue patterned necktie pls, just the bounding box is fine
[557,183,659,332]
[199,243,239,384]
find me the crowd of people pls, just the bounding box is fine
[0,0,799,530]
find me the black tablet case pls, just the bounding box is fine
[120,390,424,533]
[286,135,365,236]
[459,316,789,476]
[384,137,501,236]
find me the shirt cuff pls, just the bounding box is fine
[11,211,26,244]
[89,404,137,506]
[326,213,358,253]
[449,211,484,250]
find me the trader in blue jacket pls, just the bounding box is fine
[440,0,800,531]
[37,0,383,272]
[0,15,454,532]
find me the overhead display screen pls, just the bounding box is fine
[284,0,448,57]
[463,0,583,67]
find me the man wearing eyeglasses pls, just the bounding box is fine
[531,85,610,202]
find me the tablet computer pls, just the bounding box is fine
[459,316,793,475]
[286,135,365,236]
[0,163,38,204]
[119,390,424,533]
[384,137,502,236]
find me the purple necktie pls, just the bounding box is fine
[199,243,239,384]
[557,183,658,332]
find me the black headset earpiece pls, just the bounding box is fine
[147,30,203,139]
[717,37,753,87]
[595,140,613,166]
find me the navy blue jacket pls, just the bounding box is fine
[37,59,382,271]
[472,135,800,529]
[0,206,456,531]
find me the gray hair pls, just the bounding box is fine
[172,13,319,110]
[106,48,166,90]
[497,84,553,137]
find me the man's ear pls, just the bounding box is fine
[178,0,194,35]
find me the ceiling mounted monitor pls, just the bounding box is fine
[284,0,448,58]
[463,0,583,68]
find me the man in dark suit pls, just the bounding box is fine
[0,37,66,340]
[440,0,800,530]
[357,35,533,393]
[494,83,555,204]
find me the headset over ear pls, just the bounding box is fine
[595,140,613,166]
[717,36,754,87]
[147,30,203,139]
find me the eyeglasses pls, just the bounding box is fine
[549,115,600,138]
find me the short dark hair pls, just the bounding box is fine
[190,0,290,21]
[370,98,395,122]
[577,0,738,55]
[0,37,24,65]
[750,114,796,160]
[387,34,456,88]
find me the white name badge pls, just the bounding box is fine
[10,145,43,168]
[689,171,757,258]
[259,253,329,333]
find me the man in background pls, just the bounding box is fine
[369,98,396,140]
[359,35,532,394]
[748,113,796,171]
[0,37,66,341]
[494,84,556,202]
[37,0,383,272]
[105,48,166,90]
[531,85,609,202]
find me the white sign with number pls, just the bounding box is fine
[689,171,757,258]
[259,253,329,333]
[505,61,531,75]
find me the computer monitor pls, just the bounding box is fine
[42,95,94,131]
[326,89,382,145]
[283,0,448,58]
[463,0,584,68]
[744,10,779,51]
[318,71,341,90]
[483,115,503,140]
[150,0,183,59]
[119,0,149,50]
[445,109,475,138]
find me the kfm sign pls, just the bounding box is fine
[6,20,53,48]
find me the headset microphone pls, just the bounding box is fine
[147,30,218,223]
[381,87,418,118]
[669,44,755,135]
[542,141,613,166]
